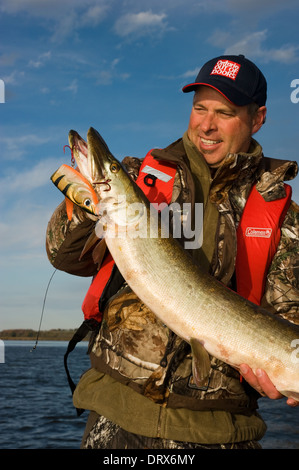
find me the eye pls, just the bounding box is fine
[110,162,120,173]
[84,198,92,207]
[219,111,233,118]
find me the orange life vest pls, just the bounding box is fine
[81,151,292,322]
[235,183,292,305]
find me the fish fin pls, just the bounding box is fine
[65,197,74,221]
[190,338,211,387]
[92,238,108,268]
[79,230,101,261]
[280,391,299,401]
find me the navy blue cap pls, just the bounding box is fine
[182,55,267,107]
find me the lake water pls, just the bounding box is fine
[0,340,298,449]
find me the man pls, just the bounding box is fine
[46,55,298,449]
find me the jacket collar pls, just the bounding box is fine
[151,134,298,204]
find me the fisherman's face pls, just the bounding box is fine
[187,86,266,167]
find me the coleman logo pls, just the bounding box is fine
[245,227,272,238]
[211,60,240,80]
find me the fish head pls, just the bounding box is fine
[68,127,113,188]
[87,127,114,186]
[52,127,148,232]
[87,127,147,231]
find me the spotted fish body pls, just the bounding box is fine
[52,127,299,401]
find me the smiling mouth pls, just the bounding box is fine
[200,137,222,145]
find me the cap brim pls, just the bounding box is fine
[182,82,253,106]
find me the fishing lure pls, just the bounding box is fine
[51,164,99,220]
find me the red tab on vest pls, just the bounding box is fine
[81,252,114,322]
[236,184,292,305]
[135,150,177,206]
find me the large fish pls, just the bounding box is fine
[52,127,299,400]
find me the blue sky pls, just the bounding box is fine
[0,0,298,330]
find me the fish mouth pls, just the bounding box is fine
[67,129,91,181]
[68,127,111,185]
[68,129,88,159]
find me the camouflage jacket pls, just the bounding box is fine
[46,136,299,320]
[46,136,298,422]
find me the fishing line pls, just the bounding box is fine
[31,145,75,352]
[30,268,57,352]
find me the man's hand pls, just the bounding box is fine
[239,364,299,407]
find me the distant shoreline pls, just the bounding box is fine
[0,329,89,341]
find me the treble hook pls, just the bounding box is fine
[95,179,112,191]
[63,145,75,168]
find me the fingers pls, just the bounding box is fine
[286,397,299,407]
[239,364,283,399]
[239,364,299,407]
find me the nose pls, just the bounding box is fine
[200,112,217,133]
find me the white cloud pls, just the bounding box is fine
[181,68,199,79]
[227,0,299,13]
[2,69,25,85]
[114,10,170,38]
[0,206,49,254]
[50,10,79,43]
[191,0,299,16]
[81,3,109,26]
[0,0,111,42]
[28,51,51,69]
[41,87,50,94]
[90,57,130,85]
[0,0,108,18]
[0,157,60,196]
[0,134,51,160]
[0,52,19,67]
[265,45,299,64]
[0,156,63,260]
[209,29,299,64]
[64,79,78,94]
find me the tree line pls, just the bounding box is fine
[0,329,83,341]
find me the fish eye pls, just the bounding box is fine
[110,162,120,173]
[84,198,92,207]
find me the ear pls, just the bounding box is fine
[252,106,267,135]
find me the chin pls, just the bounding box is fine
[202,154,224,167]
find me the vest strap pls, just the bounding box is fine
[64,318,100,416]
[81,252,114,323]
